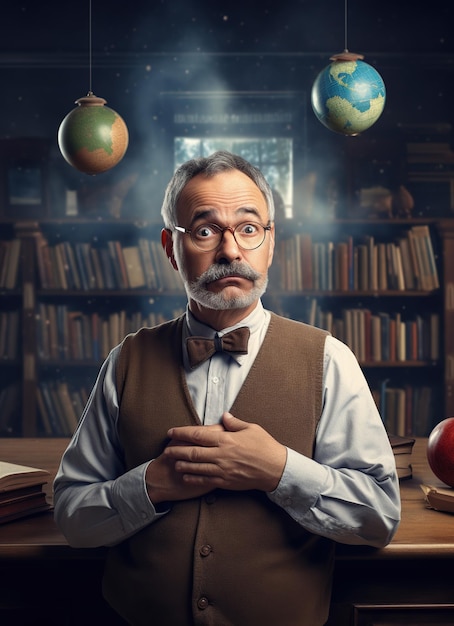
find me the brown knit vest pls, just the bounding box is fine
[103,313,333,626]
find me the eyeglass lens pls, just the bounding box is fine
[193,222,266,250]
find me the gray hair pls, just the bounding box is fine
[160,150,275,228]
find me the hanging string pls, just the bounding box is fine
[88,0,93,95]
[344,0,349,52]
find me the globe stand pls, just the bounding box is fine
[329,50,364,62]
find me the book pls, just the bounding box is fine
[138,237,158,289]
[0,490,51,524]
[99,246,116,289]
[63,241,82,290]
[74,242,90,290]
[299,233,313,290]
[421,484,454,513]
[56,381,80,433]
[411,225,440,290]
[54,242,69,289]
[4,238,21,290]
[36,234,58,289]
[0,461,50,492]
[0,482,45,504]
[90,247,105,289]
[388,434,416,480]
[397,236,416,290]
[122,245,146,289]
[335,241,349,291]
[36,386,53,435]
[107,240,128,289]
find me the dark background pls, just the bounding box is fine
[1,0,453,220]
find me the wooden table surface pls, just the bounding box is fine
[0,437,453,559]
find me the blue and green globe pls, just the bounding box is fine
[311,58,386,135]
[58,93,129,175]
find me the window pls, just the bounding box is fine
[174,136,293,218]
[162,91,304,219]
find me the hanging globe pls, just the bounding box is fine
[311,51,386,136]
[58,92,129,175]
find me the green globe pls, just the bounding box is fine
[311,58,386,135]
[58,93,129,175]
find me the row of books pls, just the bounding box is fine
[373,382,436,437]
[37,381,89,436]
[0,376,437,438]
[0,311,20,359]
[277,224,439,292]
[33,377,436,439]
[305,302,439,364]
[36,303,185,361]
[0,239,21,290]
[405,126,454,177]
[34,234,184,292]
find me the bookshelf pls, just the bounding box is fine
[0,215,453,438]
[265,217,454,437]
[0,218,186,437]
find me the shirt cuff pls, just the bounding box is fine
[268,447,328,515]
[111,462,169,534]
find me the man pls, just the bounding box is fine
[53,150,401,626]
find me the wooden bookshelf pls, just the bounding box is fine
[267,217,454,436]
[1,216,454,437]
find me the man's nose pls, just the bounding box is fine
[215,228,242,262]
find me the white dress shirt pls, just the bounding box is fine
[53,301,401,549]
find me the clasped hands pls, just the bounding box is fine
[146,412,287,505]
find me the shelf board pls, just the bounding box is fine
[361,360,439,368]
[36,289,186,297]
[269,289,440,297]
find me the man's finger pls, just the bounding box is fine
[166,425,220,446]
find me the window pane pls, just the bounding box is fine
[174,136,293,218]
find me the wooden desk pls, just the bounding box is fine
[0,438,453,625]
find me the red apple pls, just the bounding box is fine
[427,417,454,487]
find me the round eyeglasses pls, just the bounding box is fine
[174,221,272,252]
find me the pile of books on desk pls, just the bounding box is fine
[389,434,416,480]
[0,461,51,523]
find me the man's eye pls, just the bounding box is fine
[195,225,216,238]
[239,223,258,235]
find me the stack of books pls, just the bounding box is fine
[0,461,51,524]
[389,434,416,480]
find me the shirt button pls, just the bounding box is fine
[199,544,213,557]
[212,376,219,384]
[197,597,209,610]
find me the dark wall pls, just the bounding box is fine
[1,0,454,220]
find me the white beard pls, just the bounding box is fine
[181,261,268,310]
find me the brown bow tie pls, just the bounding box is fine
[187,327,250,369]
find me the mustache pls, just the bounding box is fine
[197,261,261,284]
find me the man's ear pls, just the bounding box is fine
[161,228,178,270]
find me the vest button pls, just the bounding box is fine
[205,493,217,504]
[197,596,209,610]
[199,544,213,557]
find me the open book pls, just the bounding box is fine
[421,484,454,514]
[0,461,51,523]
[0,461,50,492]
